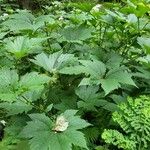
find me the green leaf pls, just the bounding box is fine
[22,90,43,102]
[15,141,30,150]
[100,68,136,95]
[0,68,18,101]
[0,93,18,102]
[0,101,32,116]
[0,68,18,89]
[132,66,150,79]
[3,12,35,31]
[62,110,90,130]
[60,59,106,78]
[106,68,136,86]
[20,110,90,150]
[76,86,101,111]
[34,15,55,30]
[106,53,123,69]
[45,104,53,112]
[5,36,46,58]
[31,51,77,73]
[59,65,86,75]
[0,135,19,150]
[3,12,55,32]
[0,32,8,40]
[137,37,150,54]
[62,24,93,42]
[54,96,77,112]
[100,79,120,95]
[127,14,138,24]
[19,72,50,91]
[79,60,106,78]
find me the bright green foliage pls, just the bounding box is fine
[20,110,90,150]
[0,136,19,150]
[31,51,77,73]
[5,36,46,58]
[102,95,150,150]
[102,129,136,150]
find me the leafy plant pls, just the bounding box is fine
[0,0,150,149]
[5,36,46,59]
[102,95,150,150]
[20,110,90,150]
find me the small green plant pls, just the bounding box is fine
[102,95,150,150]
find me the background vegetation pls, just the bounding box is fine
[0,0,150,150]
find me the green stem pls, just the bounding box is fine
[137,17,140,34]
[101,25,107,46]
[44,22,51,51]
[138,127,144,150]
[99,21,102,43]
[114,26,121,41]
[21,96,46,113]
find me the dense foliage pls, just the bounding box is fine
[0,0,150,149]
[102,96,150,150]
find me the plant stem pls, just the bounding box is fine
[101,25,107,46]
[21,96,46,113]
[137,17,140,34]
[44,22,51,51]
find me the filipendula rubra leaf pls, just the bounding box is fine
[20,110,90,150]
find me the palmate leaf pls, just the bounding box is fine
[0,68,18,101]
[54,96,77,112]
[59,65,86,75]
[2,12,35,31]
[60,59,106,78]
[79,60,106,78]
[31,51,77,73]
[5,36,46,59]
[0,70,51,115]
[3,12,55,32]
[100,79,120,96]
[0,101,32,116]
[75,86,101,111]
[0,69,50,102]
[33,15,55,31]
[62,24,93,42]
[0,68,18,89]
[19,72,50,91]
[75,85,118,111]
[106,53,123,69]
[100,68,137,95]
[60,59,136,95]
[20,110,90,150]
[106,68,136,86]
